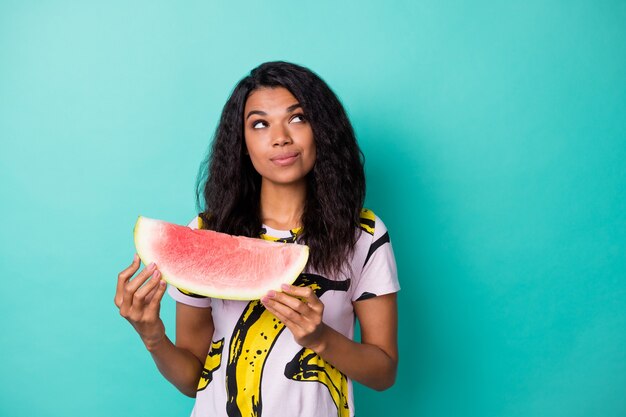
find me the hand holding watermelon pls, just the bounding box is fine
[261,283,328,352]
[114,254,168,351]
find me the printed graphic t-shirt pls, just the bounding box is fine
[167,209,400,417]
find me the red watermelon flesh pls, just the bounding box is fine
[133,216,309,300]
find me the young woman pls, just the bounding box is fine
[115,61,400,417]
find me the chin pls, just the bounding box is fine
[263,174,309,187]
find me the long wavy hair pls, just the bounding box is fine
[196,61,365,276]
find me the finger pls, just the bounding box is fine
[267,290,310,315]
[123,262,157,309]
[144,273,164,304]
[261,296,306,329]
[146,279,167,315]
[133,270,162,305]
[281,284,323,312]
[126,262,157,292]
[281,284,316,301]
[115,254,141,307]
[144,283,158,304]
[262,299,299,330]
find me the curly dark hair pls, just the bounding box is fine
[196,61,365,276]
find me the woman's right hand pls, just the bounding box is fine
[115,254,168,351]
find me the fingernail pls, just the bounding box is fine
[133,253,138,262]
[154,270,160,278]
[149,262,156,270]
[267,290,276,297]
[160,279,166,287]
[281,284,290,290]
[261,297,269,304]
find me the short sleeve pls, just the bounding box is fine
[351,215,400,302]
[166,216,212,308]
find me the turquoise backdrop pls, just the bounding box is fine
[1,1,624,416]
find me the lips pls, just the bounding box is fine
[270,151,300,166]
[270,151,300,161]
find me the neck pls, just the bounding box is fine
[259,179,307,231]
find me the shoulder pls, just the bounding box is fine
[358,208,391,241]
[187,214,210,230]
[353,208,394,268]
[349,208,399,300]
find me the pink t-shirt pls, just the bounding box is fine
[167,209,400,417]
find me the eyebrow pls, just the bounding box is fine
[245,103,302,120]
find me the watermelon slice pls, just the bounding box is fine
[133,216,309,300]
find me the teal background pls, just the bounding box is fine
[1,0,625,416]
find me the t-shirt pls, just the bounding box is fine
[167,208,400,417]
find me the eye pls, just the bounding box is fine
[290,114,306,123]
[251,120,268,129]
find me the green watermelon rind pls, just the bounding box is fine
[133,216,309,300]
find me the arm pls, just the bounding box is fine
[148,303,214,397]
[115,255,214,397]
[262,286,398,391]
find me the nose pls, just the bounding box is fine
[271,124,293,147]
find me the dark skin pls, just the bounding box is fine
[115,87,398,396]
[115,256,213,396]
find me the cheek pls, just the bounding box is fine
[247,152,266,175]
[244,139,264,172]
[305,135,317,168]
[244,135,261,158]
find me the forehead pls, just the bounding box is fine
[244,87,299,111]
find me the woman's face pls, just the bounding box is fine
[243,87,316,187]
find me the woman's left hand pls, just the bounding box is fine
[261,284,327,352]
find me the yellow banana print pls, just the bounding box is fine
[226,298,283,417]
[359,208,375,236]
[190,211,376,416]
[197,338,225,391]
[226,274,350,417]
[259,227,302,243]
[284,347,350,417]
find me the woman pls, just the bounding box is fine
[115,61,400,417]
